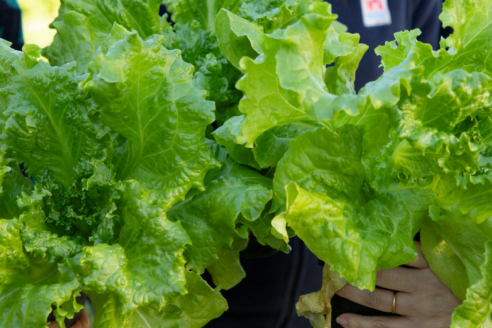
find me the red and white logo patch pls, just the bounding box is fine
[360,0,392,27]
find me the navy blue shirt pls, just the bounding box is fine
[332,0,442,90]
[204,1,442,328]
[0,0,24,50]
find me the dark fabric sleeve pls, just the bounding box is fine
[205,237,317,328]
[410,0,442,48]
[0,0,24,51]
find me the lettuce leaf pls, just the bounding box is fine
[168,176,271,275]
[84,27,215,209]
[43,0,172,74]
[0,219,83,328]
[0,16,223,326]
[450,241,492,328]
[129,271,227,328]
[162,0,242,32]
[4,59,108,190]
[421,205,492,302]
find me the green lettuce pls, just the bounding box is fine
[213,0,492,326]
[4,0,492,327]
[0,16,231,327]
[43,0,172,74]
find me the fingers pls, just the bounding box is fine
[71,310,91,328]
[376,267,418,292]
[336,314,413,328]
[47,310,90,328]
[405,241,429,269]
[80,310,91,328]
[337,284,404,314]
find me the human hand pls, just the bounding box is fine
[48,309,90,328]
[335,241,461,328]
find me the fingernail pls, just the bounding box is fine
[336,316,349,327]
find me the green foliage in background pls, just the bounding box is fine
[17,0,59,48]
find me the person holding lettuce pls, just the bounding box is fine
[1,0,460,327]
[202,1,462,328]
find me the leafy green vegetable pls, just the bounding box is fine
[213,0,492,326]
[168,176,272,276]
[0,7,229,325]
[3,0,492,327]
[450,241,492,328]
[84,27,215,209]
[43,0,171,74]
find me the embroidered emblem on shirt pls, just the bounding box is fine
[360,0,392,27]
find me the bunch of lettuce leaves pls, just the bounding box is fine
[3,0,492,327]
[211,0,492,327]
[0,0,291,327]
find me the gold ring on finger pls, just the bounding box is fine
[392,291,397,314]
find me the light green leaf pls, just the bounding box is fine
[213,115,260,169]
[357,53,424,109]
[0,40,27,117]
[328,103,396,189]
[168,176,271,275]
[440,0,492,75]
[351,71,492,190]
[400,69,491,143]
[238,212,290,252]
[283,185,430,290]
[204,140,272,188]
[375,0,492,82]
[168,21,242,125]
[55,181,191,319]
[192,55,242,125]
[253,121,322,169]
[238,0,321,33]
[44,0,171,74]
[450,242,492,328]
[203,141,284,252]
[0,220,29,286]
[235,7,337,146]
[86,292,132,328]
[0,166,31,219]
[215,9,263,70]
[16,191,84,261]
[375,29,426,71]
[206,247,245,290]
[85,29,215,210]
[421,205,492,302]
[308,52,424,129]
[131,271,227,328]
[432,174,492,224]
[163,0,243,32]
[0,219,82,328]
[0,281,81,328]
[324,32,368,95]
[118,181,191,308]
[3,60,107,190]
[273,126,365,210]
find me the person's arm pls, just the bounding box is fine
[335,242,461,328]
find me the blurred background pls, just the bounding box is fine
[17,0,59,48]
